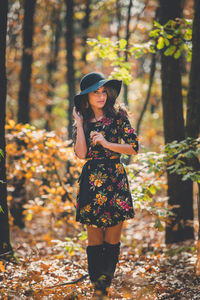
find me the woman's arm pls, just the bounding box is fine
[73,107,87,159]
[74,123,87,159]
[91,132,137,155]
[104,141,137,155]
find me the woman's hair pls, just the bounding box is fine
[73,84,128,135]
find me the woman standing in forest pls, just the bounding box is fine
[72,72,139,297]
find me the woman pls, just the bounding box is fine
[72,72,139,296]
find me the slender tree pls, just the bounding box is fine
[0,0,13,257]
[159,0,194,243]
[17,0,36,124]
[11,0,36,228]
[136,53,156,135]
[65,0,76,139]
[136,7,159,135]
[45,8,62,131]
[81,0,91,63]
[116,0,121,42]
[123,0,133,107]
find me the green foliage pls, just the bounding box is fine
[149,19,192,61]
[164,137,200,183]
[128,152,170,232]
[128,137,200,231]
[165,245,195,256]
[88,36,132,85]
[87,18,192,83]
[64,231,87,254]
[0,148,4,160]
[87,35,154,85]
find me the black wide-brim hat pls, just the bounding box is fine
[74,72,122,110]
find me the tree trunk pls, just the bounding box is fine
[65,0,76,139]
[45,8,62,131]
[81,0,91,63]
[136,53,156,135]
[136,6,159,136]
[159,0,194,243]
[116,0,121,42]
[0,0,12,255]
[185,2,200,273]
[17,0,36,124]
[12,0,36,228]
[186,0,200,138]
[123,0,133,107]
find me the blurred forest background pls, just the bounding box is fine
[0,0,200,299]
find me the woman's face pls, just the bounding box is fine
[88,86,107,110]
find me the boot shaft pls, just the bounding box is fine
[103,241,120,271]
[86,244,104,283]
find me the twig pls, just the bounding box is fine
[34,274,88,291]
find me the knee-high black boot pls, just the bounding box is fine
[86,244,104,283]
[95,242,121,294]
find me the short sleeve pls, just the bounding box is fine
[117,111,139,153]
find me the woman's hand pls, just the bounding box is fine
[73,107,83,125]
[90,131,108,148]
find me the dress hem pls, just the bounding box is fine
[76,214,135,229]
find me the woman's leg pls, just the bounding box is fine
[86,225,104,286]
[104,221,123,244]
[86,225,104,245]
[96,222,123,293]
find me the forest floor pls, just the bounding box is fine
[1,209,200,300]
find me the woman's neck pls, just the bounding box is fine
[93,109,104,120]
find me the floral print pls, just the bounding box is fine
[74,111,139,228]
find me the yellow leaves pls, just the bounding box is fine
[25,171,32,179]
[74,11,85,20]
[7,195,13,202]
[45,140,55,148]
[157,36,165,49]
[42,233,53,246]
[161,183,168,190]
[6,143,17,155]
[26,213,33,221]
[56,253,64,260]
[56,186,66,195]
[5,119,16,129]
[6,122,82,231]
[0,261,5,272]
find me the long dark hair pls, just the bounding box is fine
[73,84,128,134]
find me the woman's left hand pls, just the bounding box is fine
[90,131,108,148]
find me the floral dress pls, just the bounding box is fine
[73,111,139,228]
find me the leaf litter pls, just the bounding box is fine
[1,208,200,300]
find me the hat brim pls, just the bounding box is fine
[74,79,122,110]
